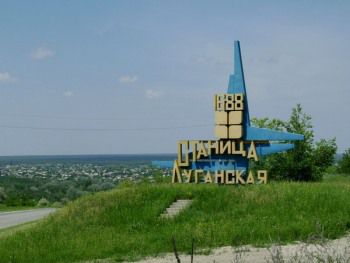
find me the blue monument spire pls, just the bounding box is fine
[228,41,250,128]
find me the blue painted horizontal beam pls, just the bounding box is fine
[246,127,304,141]
[256,143,294,156]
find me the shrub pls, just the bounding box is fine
[338,149,350,174]
[51,201,63,208]
[252,104,337,181]
[37,197,50,207]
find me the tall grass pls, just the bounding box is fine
[1,176,350,262]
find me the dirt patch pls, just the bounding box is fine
[126,235,350,263]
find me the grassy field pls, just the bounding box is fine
[0,175,350,262]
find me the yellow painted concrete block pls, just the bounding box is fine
[228,111,242,124]
[215,125,228,139]
[229,125,242,139]
[215,111,227,125]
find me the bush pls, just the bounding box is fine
[51,201,63,208]
[252,104,337,181]
[60,197,70,205]
[37,197,50,207]
[338,149,350,174]
[66,186,85,200]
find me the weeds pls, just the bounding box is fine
[265,223,350,263]
[1,179,350,262]
[232,246,248,263]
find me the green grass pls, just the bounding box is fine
[1,176,350,262]
[0,221,38,239]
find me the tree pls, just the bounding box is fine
[284,104,316,181]
[313,139,338,173]
[338,149,350,174]
[251,104,337,181]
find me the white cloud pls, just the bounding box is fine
[0,72,16,83]
[63,90,74,97]
[145,89,162,99]
[31,47,54,60]
[118,75,138,84]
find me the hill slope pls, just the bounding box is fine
[1,177,350,262]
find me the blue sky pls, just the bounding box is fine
[0,0,349,155]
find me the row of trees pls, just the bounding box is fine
[251,104,343,181]
[0,176,116,207]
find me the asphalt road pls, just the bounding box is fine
[0,208,56,230]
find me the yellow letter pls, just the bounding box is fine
[246,171,255,184]
[189,140,198,162]
[194,169,203,184]
[247,141,258,161]
[178,140,189,166]
[225,170,235,184]
[215,170,225,184]
[232,140,246,157]
[236,170,245,184]
[219,140,231,154]
[258,170,268,184]
[204,171,213,183]
[196,141,208,159]
[172,160,182,183]
[207,140,219,155]
[183,169,192,183]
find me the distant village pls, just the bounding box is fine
[0,162,171,207]
[0,162,167,183]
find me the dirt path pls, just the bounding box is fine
[126,236,350,263]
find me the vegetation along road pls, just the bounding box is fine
[0,208,56,229]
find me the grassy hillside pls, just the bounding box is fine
[1,176,350,262]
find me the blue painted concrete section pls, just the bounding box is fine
[228,41,250,126]
[191,155,248,171]
[224,41,303,172]
[246,127,304,141]
[256,143,295,156]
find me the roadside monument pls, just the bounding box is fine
[153,41,304,184]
